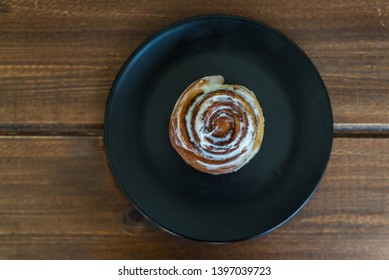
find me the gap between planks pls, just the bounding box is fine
[0,123,389,138]
[0,123,103,137]
[334,123,389,138]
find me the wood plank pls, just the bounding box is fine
[0,136,388,259]
[1,0,389,131]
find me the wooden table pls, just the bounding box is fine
[1,0,388,259]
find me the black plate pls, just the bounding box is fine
[105,15,333,242]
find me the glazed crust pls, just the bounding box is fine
[169,75,264,175]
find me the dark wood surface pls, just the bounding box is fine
[0,0,388,259]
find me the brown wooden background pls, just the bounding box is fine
[0,0,388,259]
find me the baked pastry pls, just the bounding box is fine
[169,75,264,175]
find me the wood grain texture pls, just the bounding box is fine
[0,137,388,259]
[1,0,389,133]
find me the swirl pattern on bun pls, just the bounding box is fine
[169,75,264,175]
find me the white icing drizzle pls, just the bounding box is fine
[174,75,263,172]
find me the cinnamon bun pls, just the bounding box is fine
[169,75,264,175]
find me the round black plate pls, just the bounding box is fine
[105,15,333,242]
